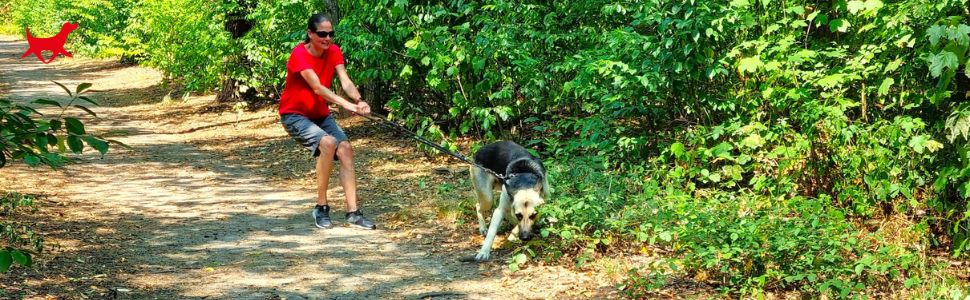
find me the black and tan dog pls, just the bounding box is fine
[470,141,549,261]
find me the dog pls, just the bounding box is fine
[470,141,549,262]
[21,22,79,64]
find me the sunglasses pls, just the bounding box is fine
[313,30,336,38]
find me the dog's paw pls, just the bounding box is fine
[474,251,491,262]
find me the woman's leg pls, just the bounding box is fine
[316,136,339,205]
[335,141,357,211]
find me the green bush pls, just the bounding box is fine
[6,0,61,37]
[122,0,232,91]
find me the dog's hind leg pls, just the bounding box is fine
[476,184,510,262]
[471,166,494,236]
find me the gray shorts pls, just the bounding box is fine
[281,113,349,158]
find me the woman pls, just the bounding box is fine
[279,13,375,230]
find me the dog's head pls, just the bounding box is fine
[505,173,546,241]
[61,22,79,33]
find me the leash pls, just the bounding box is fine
[356,112,508,183]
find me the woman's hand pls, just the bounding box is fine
[355,101,371,116]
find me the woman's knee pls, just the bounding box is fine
[336,141,353,159]
[319,136,338,153]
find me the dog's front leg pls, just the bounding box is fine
[504,209,521,242]
[476,200,492,236]
[476,187,510,262]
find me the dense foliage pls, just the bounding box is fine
[3,0,970,297]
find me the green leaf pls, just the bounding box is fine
[107,139,133,150]
[927,25,946,46]
[73,105,97,117]
[404,37,421,49]
[67,135,84,153]
[494,106,511,121]
[421,56,431,66]
[829,19,850,32]
[925,140,943,153]
[57,136,67,153]
[83,136,109,157]
[659,231,672,242]
[846,1,865,14]
[513,253,527,264]
[670,142,686,158]
[878,78,894,96]
[32,99,62,107]
[52,81,72,97]
[10,250,30,267]
[908,135,929,153]
[64,117,85,135]
[709,173,721,182]
[729,0,750,8]
[75,83,93,95]
[0,251,11,272]
[737,56,763,74]
[741,134,765,149]
[863,0,883,12]
[904,276,921,288]
[929,51,959,78]
[399,65,413,78]
[949,24,970,47]
[24,155,41,166]
[472,57,486,72]
[817,73,845,88]
[76,96,99,106]
[35,134,49,149]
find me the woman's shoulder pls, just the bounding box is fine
[291,42,307,54]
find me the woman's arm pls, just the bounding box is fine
[336,64,362,102]
[334,64,370,115]
[299,69,359,112]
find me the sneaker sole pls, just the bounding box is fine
[348,223,377,230]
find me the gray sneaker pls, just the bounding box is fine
[313,205,333,229]
[346,210,376,230]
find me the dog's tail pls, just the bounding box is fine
[24,25,33,40]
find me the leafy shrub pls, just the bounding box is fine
[1,82,110,168]
[0,82,115,272]
[0,192,42,272]
[122,0,232,91]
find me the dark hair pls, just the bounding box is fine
[303,13,331,43]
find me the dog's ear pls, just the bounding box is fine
[533,181,544,193]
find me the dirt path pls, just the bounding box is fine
[0,37,619,299]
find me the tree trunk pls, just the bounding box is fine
[217,0,256,104]
[323,0,340,25]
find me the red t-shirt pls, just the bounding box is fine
[279,43,345,119]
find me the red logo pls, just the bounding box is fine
[21,22,79,64]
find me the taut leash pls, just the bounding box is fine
[357,112,508,182]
